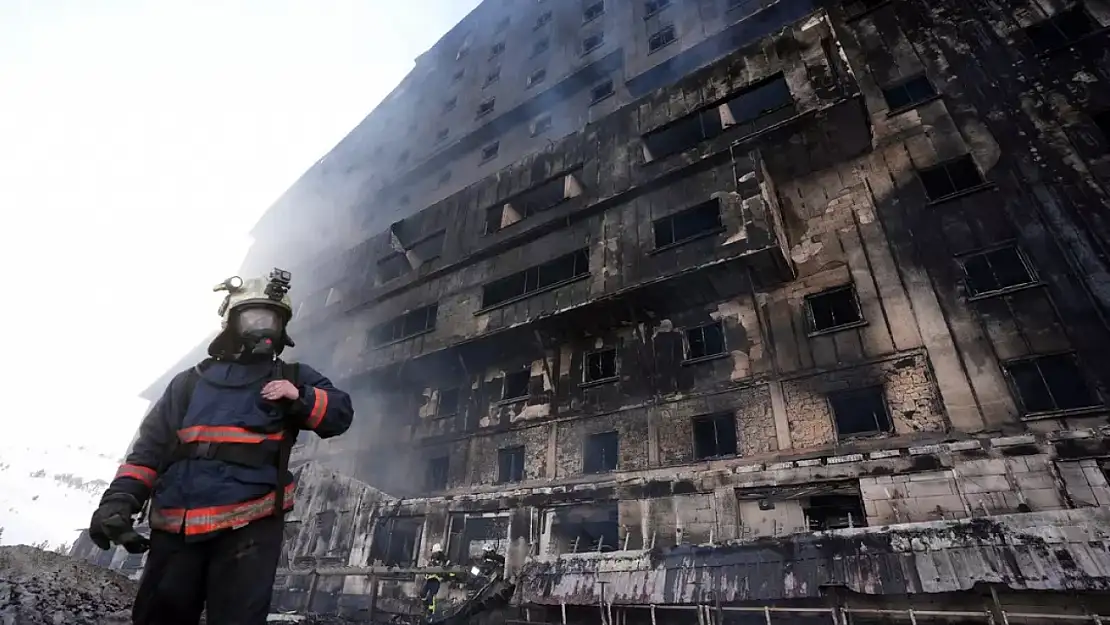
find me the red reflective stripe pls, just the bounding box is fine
[115,464,156,487]
[177,425,284,444]
[306,387,328,430]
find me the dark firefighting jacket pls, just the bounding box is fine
[102,357,353,539]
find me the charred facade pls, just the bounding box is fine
[92,0,1110,622]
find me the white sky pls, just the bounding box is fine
[0,0,480,548]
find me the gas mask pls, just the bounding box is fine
[233,306,285,357]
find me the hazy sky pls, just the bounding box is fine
[0,0,480,547]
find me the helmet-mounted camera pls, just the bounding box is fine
[265,268,292,302]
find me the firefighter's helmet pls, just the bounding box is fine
[206,269,296,358]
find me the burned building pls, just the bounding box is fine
[87,0,1110,622]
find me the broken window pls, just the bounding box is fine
[829,387,892,438]
[724,74,793,131]
[685,321,726,360]
[648,24,676,52]
[484,67,501,87]
[881,74,937,111]
[480,141,500,163]
[806,285,863,333]
[693,412,738,459]
[497,446,525,483]
[1023,5,1099,51]
[377,252,411,284]
[481,248,589,307]
[1005,353,1098,414]
[437,387,460,417]
[653,199,723,248]
[534,10,552,30]
[583,1,604,22]
[584,348,618,383]
[805,494,866,530]
[527,67,547,88]
[371,516,423,566]
[1095,110,1110,152]
[645,0,671,17]
[435,128,450,143]
[532,37,551,57]
[531,113,553,136]
[477,98,496,118]
[590,78,614,103]
[486,174,573,233]
[444,96,457,112]
[490,40,506,57]
[582,32,605,54]
[503,369,531,401]
[644,109,722,160]
[370,304,438,347]
[426,456,449,490]
[917,155,986,202]
[584,431,619,473]
[549,502,620,552]
[843,0,888,20]
[960,245,1035,297]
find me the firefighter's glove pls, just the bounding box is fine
[89,494,150,554]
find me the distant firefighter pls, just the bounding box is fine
[88,269,354,625]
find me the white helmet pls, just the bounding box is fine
[431,543,444,553]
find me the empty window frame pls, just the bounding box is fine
[437,387,460,417]
[370,517,422,566]
[692,412,738,459]
[497,446,525,483]
[653,199,723,248]
[582,31,605,54]
[532,37,551,57]
[590,78,614,103]
[477,98,496,118]
[584,348,618,383]
[643,75,791,161]
[370,304,438,347]
[377,252,411,283]
[843,0,889,20]
[960,245,1036,297]
[481,248,589,307]
[480,141,500,163]
[531,113,553,137]
[426,456,449,490]
[583,1,604,22]
[534,10,552,30]
[486,174,573,233]
[490,40,506,57]
[805,494,866,530]
[645,0,671,18]
[527,67,547,88]
[1004,353,1098,414]
[484,67,501,87]
[917,155,986,201]
[648,23,676,52]
[806,285,863,333]
[1023,5,1100,51]
[584,431,619,473]
[881,74,937,112]
[503,369,531,400]
[829,387,892,438]
[685,321,726,360]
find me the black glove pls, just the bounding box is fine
[88,494,150,554]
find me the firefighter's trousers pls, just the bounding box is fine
[132,514,284,625]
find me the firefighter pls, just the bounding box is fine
[87,269,354,625]
[421,543,449,622]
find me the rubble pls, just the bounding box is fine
[0,545,134,625]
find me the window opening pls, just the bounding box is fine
[829,387,891,438]
[806,285,863,332]
[653,199,722,248]
[584,431,619,473]
[482,248,589,307]
[917,155,986,201]
[503,369,531,401]
[426,456,449,490]
[498,446,525,483]
[685,322,726,360]
[960,246,1034,297]
[693,412,738,458]
[1005,353,1098,414]
[584,348,618,383]
[881,74,937,111]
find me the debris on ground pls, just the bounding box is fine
[0,545,135,625]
